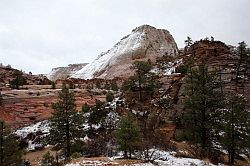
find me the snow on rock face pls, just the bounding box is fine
[71,25,178,79]
[15,120,50,138]
[47,63,88,81]
[15,120,50,151]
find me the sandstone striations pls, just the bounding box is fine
[71,25,178,79]
[47,63,88,81]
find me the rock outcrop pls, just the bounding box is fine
[47,63,88,81]
[71,25,178,79]
[0,66,51,90]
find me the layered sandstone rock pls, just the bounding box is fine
[71,25,178,79]
[0,88,106,128]
[47,63,88,81]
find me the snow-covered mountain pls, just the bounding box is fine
[47,63,88,81]
[71,25,178,79]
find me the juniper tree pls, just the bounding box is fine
[115,113,142,158]
[0,121,23,166]
[49,84,84,159]
[181,61,224,158]
[218,95,250,164]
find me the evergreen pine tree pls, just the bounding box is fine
[0,121,23,166]
[181,61,224,158]
[49,84,84,159]
[184,36,193,53]
[87,99,105,125]
[115,113,142,158]
[218,95,250,164]
[122,61,159,100]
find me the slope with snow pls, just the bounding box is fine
[47,63,88,81]
[71,25,178,79]
[15,120,50,151]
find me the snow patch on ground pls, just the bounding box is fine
[15,120,50,138]
[65,160,119,166]
[137,149,220,166]
[65,149,223,166]
[15,120,50,151]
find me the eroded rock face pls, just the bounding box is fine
[47,63,88,81]
[0,66,51,90]
[0,88,106,128]
[71,25,178,79]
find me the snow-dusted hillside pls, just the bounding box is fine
[71,25,178,79]
[15,120,50,151]
[47,63,88,81]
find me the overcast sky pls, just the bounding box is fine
[0,0,249,74]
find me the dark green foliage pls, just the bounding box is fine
[175,65,188,75]
[49,84,85,159]
[95,99,104,110]
[115,113,142,158]
[236,41,249,82]
[88,100,105,125]
[111,80,118,91]
[51,82,56,89]
[184,36,193,52]
[0,121,23,166]
[106,91,114,102]
[40,151,57,166]
[9,71,26,89]
[0,92,3,106]
[82,103,90,112]
[122,76,137,92]
[181,61,224,158]
[70,140,85,155]
[237,41,249,63]
[218,96,250,164]
[122,61,160,100]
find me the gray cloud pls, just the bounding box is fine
[0,0,249,74]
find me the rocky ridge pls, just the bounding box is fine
[71,25,178,79]
[47,63,88,81]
